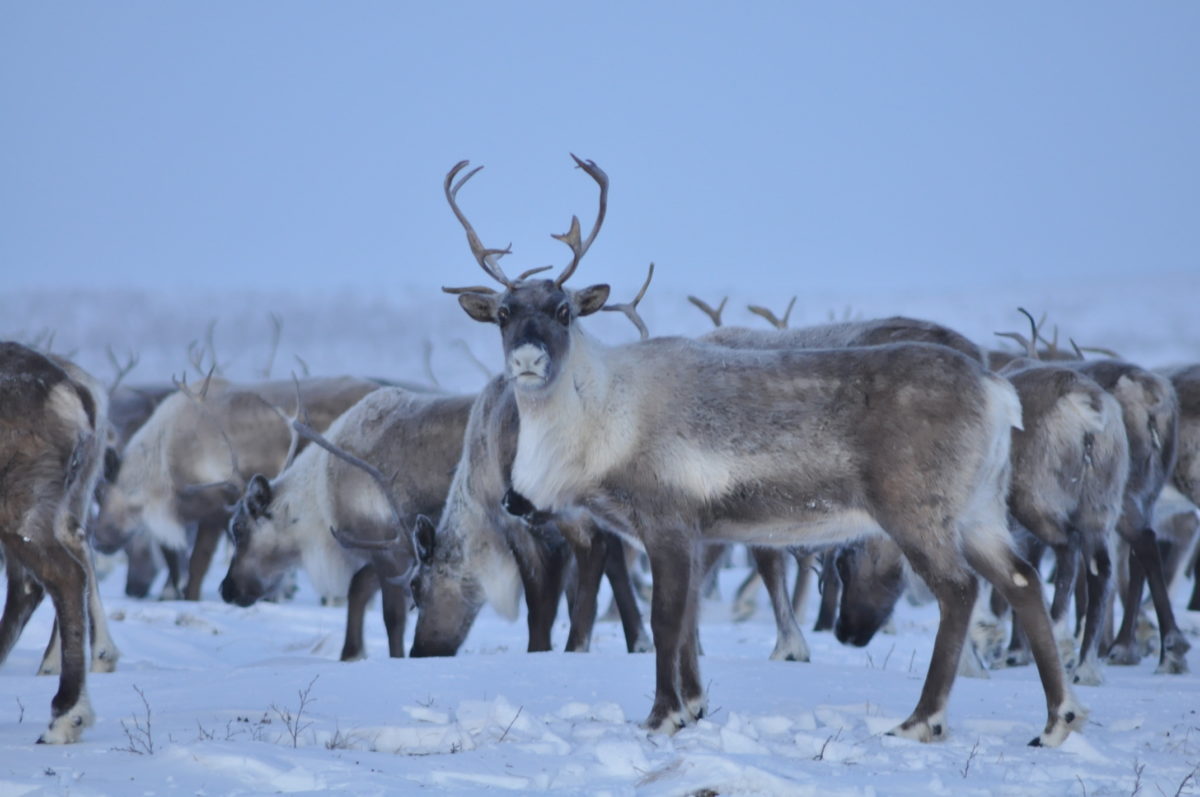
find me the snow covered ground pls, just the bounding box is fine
[1,279,1199,795]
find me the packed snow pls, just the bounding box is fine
[1,279,1199,796]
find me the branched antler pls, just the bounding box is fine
[443,160,514,289]
[687,296,728,328]
[106,346,140,393]
[290,420,406,550]
[601,263,655,340]
[553,154,609,288]
[994,307,1041,359]
[1068,338,1121,360]
[748,297,797,330]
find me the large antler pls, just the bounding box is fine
[105,346,140,394]
[601,263,655,340]
[552,154,609,288]
[443,160,514,290]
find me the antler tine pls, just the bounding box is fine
[601,262,655,340]
[993,307,1039,359]
[747,297,796,330]
[105,345,139,394]
[292,419,406,549]
[1070,338,1122,360]
[268,373,310,474]
[517,265,554,281]
[553,154,609,288]
[444,160,514,289]
[687,296,727,328]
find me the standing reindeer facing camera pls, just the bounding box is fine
[0,342,111,743]
[434,156,1083,746]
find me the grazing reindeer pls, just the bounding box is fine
[221,387,476,660]
[92,376,379,599]
[408,373,651,657]
[438,155,1082,745]
[0,343,111,743]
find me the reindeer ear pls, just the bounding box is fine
[457,292,501,324]
[246,474,273,518]
[413,515,436,564]
[574,284,610,317]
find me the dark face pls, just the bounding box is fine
[457,279,610,393]
[219,475,288,607]
[833,541,906,648]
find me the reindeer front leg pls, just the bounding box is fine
[643,530,696,734]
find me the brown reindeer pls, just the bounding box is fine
[437,155,1082,746]
[0,343,111,743]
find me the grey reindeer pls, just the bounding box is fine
[836,318,1130,687]
[92,375,379,600]
[221,387,476,660]
[0,343,113,743]
[1160,364,1200,611]
[437,155,1083,746]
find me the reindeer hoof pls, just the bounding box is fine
[1107,643,1141,666]
[1032,696,1087,747]
[629,633,654,654]
[1003,649,1033,668]
[685,694,709,722]
[643,707,687,735]
[888,711,947,743]
[1155,634,1191,675]
[91,647,120,673]
[769,639,811,663]
[1071,660,1105,687]
[37,698,94,745]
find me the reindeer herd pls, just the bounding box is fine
[2,156,1198,750]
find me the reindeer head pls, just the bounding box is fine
[443,155,611,393]
[220,473,293,607]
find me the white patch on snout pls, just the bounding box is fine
[1012,572,1028,587]
[508,343,549,385]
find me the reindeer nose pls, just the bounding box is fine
[509,344,548,378]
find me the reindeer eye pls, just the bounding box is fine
[556,303,571,326]
[496,306,510,326]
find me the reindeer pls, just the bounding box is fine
[836,333,1131,686]
[0,343,114,743]
[90,382,175,597]
[92,376,379,600]
[408,373,652,657]
[1161,364,1200,611]
[220,387,476,659]
[700,310,991,652]
[435,155,1083,746]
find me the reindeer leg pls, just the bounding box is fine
[964,542,1082,747]
[84,550,119,672]
[1073,539,1112,686]
[565,531,605,653]
[750,547,809,662]
[29,539,94,744]
[160,544,186,600]
[0,556,45,665]
[813,549,840,632]
[1189,550,1200,612]
[1127,527,1190,674]
[380,579,408,658]
[602,534,652,653]
[679,567,706,721]
[516,539,566,653]
[643,532,694,734]
[183,515,224,601]
[340,565,378,661]
[791,550,815,623]
[888,543,976,743]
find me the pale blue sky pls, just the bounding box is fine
[2,2,1197,296]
